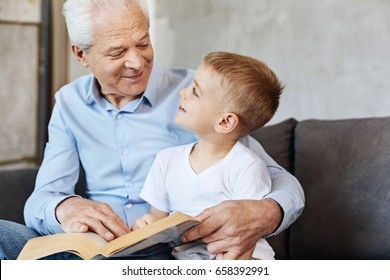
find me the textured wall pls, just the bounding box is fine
[154,0,390,124]
[0,0,41,169]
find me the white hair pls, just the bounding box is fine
[63,0,149,50]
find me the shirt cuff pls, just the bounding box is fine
[44,195,80,234]
[265,190,304,236]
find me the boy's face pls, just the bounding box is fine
[175,64,222,136]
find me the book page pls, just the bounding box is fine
[17,232,107,260]
[97,212,200,258]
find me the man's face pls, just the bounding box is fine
[76,5,154,106]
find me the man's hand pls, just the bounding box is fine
[55,197,130,241]
[181,199,283,260]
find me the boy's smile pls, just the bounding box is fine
[178,105,187,113]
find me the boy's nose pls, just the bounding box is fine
[180,88,187,99]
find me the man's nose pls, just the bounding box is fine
[124,50,142,70]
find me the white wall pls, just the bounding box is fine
[154,0,390,124]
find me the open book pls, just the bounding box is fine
[17,212,200,260]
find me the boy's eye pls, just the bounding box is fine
[192,87,199,97]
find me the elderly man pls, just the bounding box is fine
[0,0,304,260]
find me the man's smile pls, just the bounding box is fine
[122,71,144,81]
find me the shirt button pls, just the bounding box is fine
[117,114,122,119]
[122,149,129,155]
[126,203,133,208]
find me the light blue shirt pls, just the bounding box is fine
[24,66,304,236]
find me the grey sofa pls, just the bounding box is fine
[1,117,389,259]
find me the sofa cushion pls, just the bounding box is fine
[291,117,390,259]
[250,118,298,259]
[251,118,298,173]
[0,168,38,224]
[0,167,86,225]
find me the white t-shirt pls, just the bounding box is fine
[140,141,275,259]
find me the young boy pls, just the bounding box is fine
[132,52,283,260]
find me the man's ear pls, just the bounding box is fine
[215,113,239,134]
[71,44,89,68]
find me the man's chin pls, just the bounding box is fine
[120,84,147,96]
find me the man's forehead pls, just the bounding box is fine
[91,4,148,32]
[91,10,149,48]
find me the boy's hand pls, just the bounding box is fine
[131,214,157,231]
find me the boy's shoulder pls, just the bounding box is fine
[226,142,270,180]
[152,143,195,171]
[156,142,194,159]
[231,141,266,164]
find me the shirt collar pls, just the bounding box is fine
[84,66,158,110]
[84,76,104,107]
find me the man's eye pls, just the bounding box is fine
[137,43,149,49]
[110,51,124,57]
[192,87,199,97]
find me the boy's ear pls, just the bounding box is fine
[215,113,239,134]
[71,44,89,68]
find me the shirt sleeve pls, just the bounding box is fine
[228,156,272,200]
[239,135,305,236]
[24,99,81,235]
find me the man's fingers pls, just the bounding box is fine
[66,216,115,241]
[99,213,130,237]
[65,221,88,233]
[82,218,115,241]
[206,237,242,257]
[56,197,130,241]
[196,207,214,222]
[181,208,217,242]
[92,203,130,237]
[215,251,240,260]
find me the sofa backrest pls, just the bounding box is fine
[0,168,38,225]
[251,118,298,259]
[0,167,86,225]
[290,117,390,259]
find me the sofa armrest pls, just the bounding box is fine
[0,168,38,225]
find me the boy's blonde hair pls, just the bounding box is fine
[203,52,283,133]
